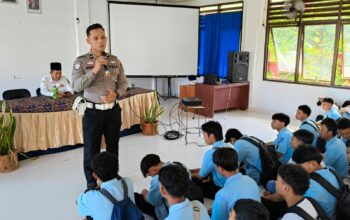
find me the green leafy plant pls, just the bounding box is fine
[141,93,164,124]
[0,101,16,156]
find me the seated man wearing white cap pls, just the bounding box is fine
[40,62,74,97]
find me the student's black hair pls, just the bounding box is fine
[322,97,334,105]
[292,144,323,164]
[213,147,238,171]
[320,118,338,137]
[272,113,290,127]
[346,140,350,148]
[315,137,326,154]
[159,164,189,198]
[91,152,119,182]
[298,105,312,117]
[293,129,314,145]
[337,117,350,130]
[277,164,310,196]
[140,154,161,178]
[234,199,270,220]
[316,100,322,107]
[86,23,105,36]
[201,121,223,141]
[224,128,243,143]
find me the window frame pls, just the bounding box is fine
[263,0,350,89]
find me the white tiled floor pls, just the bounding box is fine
[0,99,299,220]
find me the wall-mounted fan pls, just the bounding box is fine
[284,0,305,19]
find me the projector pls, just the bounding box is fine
[181,97,202,107]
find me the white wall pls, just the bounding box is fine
[0,0,76,98]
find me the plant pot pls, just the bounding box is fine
[141,122,158,136]
[0,151,19,173]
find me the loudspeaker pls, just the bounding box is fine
[203,74,219,85]
[227,51,249,83]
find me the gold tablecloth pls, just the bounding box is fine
[13,91,155,152]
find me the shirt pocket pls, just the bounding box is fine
[109,64,119,80]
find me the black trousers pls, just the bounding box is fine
[192,176,221,200]
[83,104,122,184]
[134,193,158,220]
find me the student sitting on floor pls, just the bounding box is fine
[76,152,136,220]
[292,145,341,219]
[265,129,314,194]
[191,121,232,200]
[158,164,210,220]
[320,98,341,122]
[271,113,294,164]
[276,164,328,220]
[290,129,314,152]
[224,128,263,184]
[319,118,348,178]
[229,199,270,220]
[295,105,319,146]
[337,117,350,145]
[134,154,173,220]
[135,154,202,220]
[211,147,261,220]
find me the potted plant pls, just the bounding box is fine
[140,93,164,136]
[0,101,19,173]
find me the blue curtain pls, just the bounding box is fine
[198,12,242,78]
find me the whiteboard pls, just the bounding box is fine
[108,3,199,76]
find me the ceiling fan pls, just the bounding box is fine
[284,0,305,20]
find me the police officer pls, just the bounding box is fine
[72,23,128,189]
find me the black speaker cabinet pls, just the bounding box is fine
[227,51,249,83]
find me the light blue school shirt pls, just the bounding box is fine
[77,178,135,220]
[165,199,210,220]
[147,162,173,220]
[211,173,261,220]
[305,167,340,218]
[299,119,319,147]
[233,136,262,183]
[273,127,294,164]
[199,140,232,187]
[324,108,341,121]
[324,136,348,178]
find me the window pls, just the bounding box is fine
[300,24,336,84]
[267,27,298,82]
[264,0,350,88]
[335,24,350,87]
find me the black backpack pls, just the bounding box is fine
[99,179,144,220]
[287,197,329,220]
[310,169,350,219]
[240,136,280,187]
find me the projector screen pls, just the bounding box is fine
[108,3,199,76]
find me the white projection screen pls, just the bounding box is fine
[108,3,199,76]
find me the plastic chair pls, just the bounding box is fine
[2,89,31,100]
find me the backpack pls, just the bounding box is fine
[301,120,320,133]
[241,136,280,187]
[99,179,144,220]
[310,169,350,219]
[287,197,329,220]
